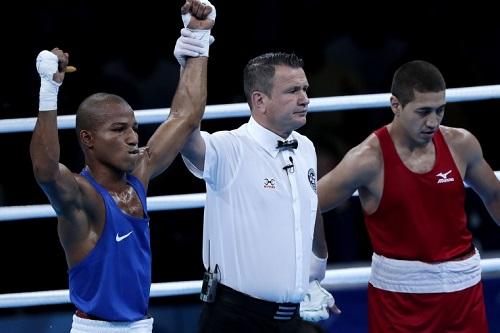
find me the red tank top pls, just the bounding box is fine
[365,126,472,262]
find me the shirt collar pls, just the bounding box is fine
[247,116,295,158]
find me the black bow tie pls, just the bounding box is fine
[276,139,298,150]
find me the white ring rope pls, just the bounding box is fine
[1,84,500,221]
[1,85,500,133]
[1,172,499,221]
[0,193,206,221]
[1,86,500,309]
[0,258,499,309]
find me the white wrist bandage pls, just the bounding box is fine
[309,253,327,282]
[36,50,61,111]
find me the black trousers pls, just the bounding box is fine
[198,284,325,333]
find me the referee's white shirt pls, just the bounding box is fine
[183,117,318,303]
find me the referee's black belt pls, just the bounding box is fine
[216,284,299,321]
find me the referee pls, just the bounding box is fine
[181,52,338,333]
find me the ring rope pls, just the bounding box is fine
[1,258,499,308]
[1,85,500,133]
[1,87,499,310]
[1,173,499,222]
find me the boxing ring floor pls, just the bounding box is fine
[1,86,500,332]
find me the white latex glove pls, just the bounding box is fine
[174,28,208,67]
[300,280,340,322]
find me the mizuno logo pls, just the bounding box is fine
[115,231,133,242]
[436,170,454,184]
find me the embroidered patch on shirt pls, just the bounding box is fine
[308,169,317,192]
[264,178,276,189]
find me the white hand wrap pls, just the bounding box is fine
[300,280,336,322]
[309,253,327,282]
[36,50,61,111]
[181,0,216,58]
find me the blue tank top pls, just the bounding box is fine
[69,169,151,321]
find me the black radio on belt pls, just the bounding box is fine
[200,264,220,303]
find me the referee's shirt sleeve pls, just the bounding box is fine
[182,131,241,191]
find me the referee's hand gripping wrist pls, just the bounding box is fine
[174,29,210,68]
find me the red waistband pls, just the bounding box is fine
[75,309,151,322]
[75,309,106,321]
